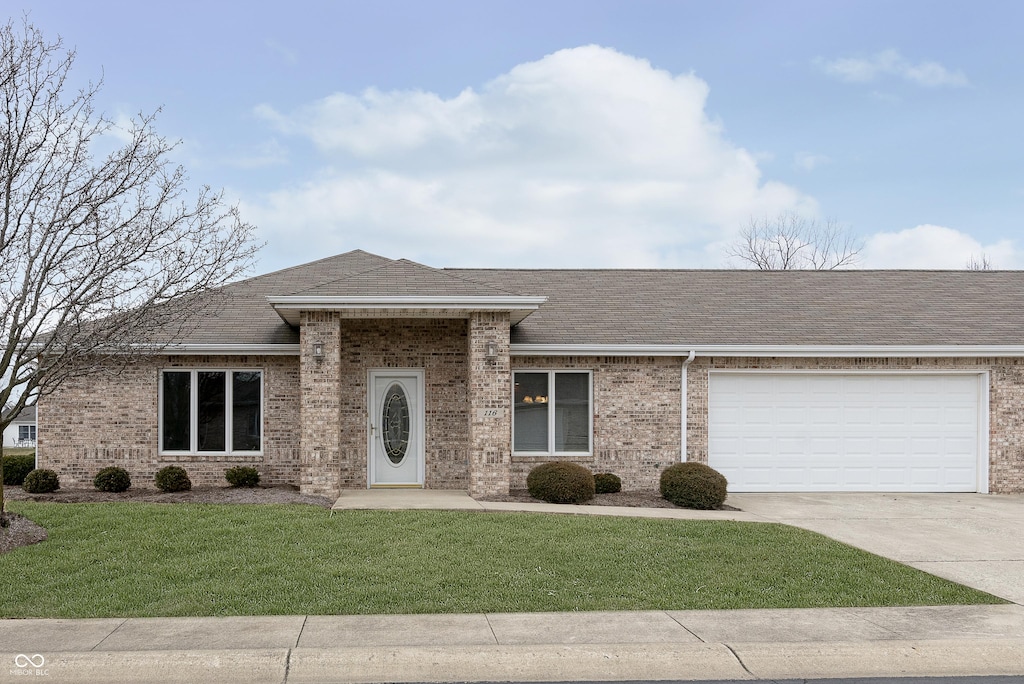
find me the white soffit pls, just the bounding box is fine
[267,295,547,326]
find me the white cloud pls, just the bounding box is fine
[794,152,829,171]
[862,224,1017,269]
[815,49,968,88]
[246,45,812,268]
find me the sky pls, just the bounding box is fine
[12,0,1024,272]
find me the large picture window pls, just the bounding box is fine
[513,371,592,454]
[161,369,262,453]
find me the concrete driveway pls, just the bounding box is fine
[728,492,1024,605]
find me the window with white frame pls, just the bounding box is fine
[18,425,35,442]
[161,370,262,453]
[513,371,592,454]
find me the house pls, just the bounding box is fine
[3,406,37,448]
[36,250,1024,496]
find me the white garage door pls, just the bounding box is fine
[708,373,983,492]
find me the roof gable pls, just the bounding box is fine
[289,259,518,297]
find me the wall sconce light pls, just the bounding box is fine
[313,342,324,358]
[485,341,498,359]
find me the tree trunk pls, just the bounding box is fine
[0,443,6,528]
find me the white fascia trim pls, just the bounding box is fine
[28,343,301,356]
[267,295,548,309]
[510,344,1024,358]
[152,344,300,356]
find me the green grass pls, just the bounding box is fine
[2,447,35,458]
[0,502,1003,618]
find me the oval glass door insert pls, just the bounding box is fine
[382,383,410,464]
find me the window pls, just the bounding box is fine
[513,371,592,454]
[160,369,262,453]
[18,425,35,442]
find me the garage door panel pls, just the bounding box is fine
[708,373,981,493]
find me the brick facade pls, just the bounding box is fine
[296,317,472,496]
[468,312,512,497]
[35,346,1024,496]
[510,356,682,491]
[37,355,300,488]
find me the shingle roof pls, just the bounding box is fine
[160,250,1024,347]
[290,259,517,297]
[164,250,392,345]
[2,405,35,423]
[452,268,1024,346]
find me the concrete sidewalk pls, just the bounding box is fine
[2,606,1023,682]
[331,488,763,521]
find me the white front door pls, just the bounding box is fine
[368,370,425,487]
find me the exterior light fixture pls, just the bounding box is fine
[313,342,324,358]
[485,341,498,359]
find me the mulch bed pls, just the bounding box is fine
[483,489,682,508]
[0,513,48,555]
[4,484,334,508]
[482,489,740,510]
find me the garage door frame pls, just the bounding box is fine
[706,369,990,493]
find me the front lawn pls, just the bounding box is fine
[0,502,1002,618]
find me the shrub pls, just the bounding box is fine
[155,465,192,492]
[660,462,728,510]
[526,462,595,504]
[2,454,36,486]
[225,466,260,488]
[594,472,622,494]
[22,468,60,494]
[93,466,131,493]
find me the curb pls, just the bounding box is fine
[4,639,1023,683]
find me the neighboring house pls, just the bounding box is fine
[36,250,1024,496]
[2,406,37,448]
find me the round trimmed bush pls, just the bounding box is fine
[526,462,595,504]
[155,465,192,492]
[2,454,36,486]
[594,472,622,494]
[660,462,728,509]
[93,466,132,493]
[225,466,260,488]
[22,468,60,494]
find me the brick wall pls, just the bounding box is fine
[468,312,512,497]
[510,356,682,491]
[300,311,343,495]
[328,318,470,494]
[37,354,301,488]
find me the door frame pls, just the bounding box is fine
[367,368,426,488]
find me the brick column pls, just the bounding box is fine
[467,311,512,497]
[299,311,342,496]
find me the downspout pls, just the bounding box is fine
[680,350,696,462]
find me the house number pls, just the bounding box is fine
[476,408,504,419]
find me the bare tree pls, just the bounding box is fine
[966,254,992,270]
[726,212,862,270]
[0,19,258,524]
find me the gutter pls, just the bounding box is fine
[510,344,1024,358]
[681,350,696,462]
